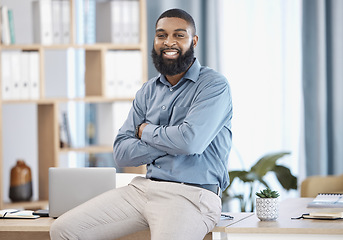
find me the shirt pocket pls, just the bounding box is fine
[169,106,190,125]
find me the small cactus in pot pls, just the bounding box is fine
[255,188,279,221]
[256,188,280,198]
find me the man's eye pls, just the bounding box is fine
[176,34,184,38]
[157,34,166,38]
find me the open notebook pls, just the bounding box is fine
[0,209,39,219]
[307,193,343,208]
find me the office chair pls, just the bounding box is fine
[300,174,343,197]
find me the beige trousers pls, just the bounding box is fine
[50,177,221,240]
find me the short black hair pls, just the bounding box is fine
[156,8,196,35]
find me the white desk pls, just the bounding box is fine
[218,198,343,240]
[0,212,252,240]
[1,198,342,240]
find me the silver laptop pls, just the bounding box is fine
[49,167,116,218]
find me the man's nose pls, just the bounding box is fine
[164,36,176,46]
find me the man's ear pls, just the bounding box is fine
[193,35,199,48]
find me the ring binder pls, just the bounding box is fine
[307,193,343,208]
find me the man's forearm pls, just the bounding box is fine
[113,133,166,168]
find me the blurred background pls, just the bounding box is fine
[1,0,342,211]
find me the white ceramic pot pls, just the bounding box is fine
[256,197,279,221]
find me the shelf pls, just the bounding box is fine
[0,44,42,51]
[0,0,147,210]
[82,43,144,50]
[0,43,143,51]
[1,97,134,105]
[59,97,134,103]
[59,145,113,154]
[1,99,56,105]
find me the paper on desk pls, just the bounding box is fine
[0,209,40,219]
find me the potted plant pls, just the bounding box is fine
[255,188,280,221]
[222,151,297,212]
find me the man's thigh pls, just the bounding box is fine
[50,183,149,240]
[144,181,222,240]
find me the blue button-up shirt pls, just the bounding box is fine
[113,59,232,190]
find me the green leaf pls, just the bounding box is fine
[272,165,298,190]
[223,151,297,212]
[250,152,290,177]
[228,170,252,186]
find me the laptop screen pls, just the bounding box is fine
[49,167,116,218]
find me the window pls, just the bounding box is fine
[219,0,302,199]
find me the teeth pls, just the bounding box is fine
[164,51,177,56]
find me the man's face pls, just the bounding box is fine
[152,17,198,76]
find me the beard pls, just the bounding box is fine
[151,42,195,76]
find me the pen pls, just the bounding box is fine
[221,213,234,219]
[3,210,20,217]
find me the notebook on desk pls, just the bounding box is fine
[307,193,343,208]
[49,167,116,218]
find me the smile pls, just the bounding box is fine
[164,51,178,56]
[162,49,180,59]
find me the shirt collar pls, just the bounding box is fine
[158,58,201,86]
[183,58,201,83]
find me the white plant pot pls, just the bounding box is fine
[256,197,279,221]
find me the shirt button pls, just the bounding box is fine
[157,166,161,168]
[169,88,173,92]
[161,105,166,110]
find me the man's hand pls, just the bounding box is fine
[138,123,148,139]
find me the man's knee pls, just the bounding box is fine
[50,218,69,240]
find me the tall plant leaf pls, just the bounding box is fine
[224,151,297,212]
[250,152,290,177]
[228,170,251,186]
[272,165,298,190]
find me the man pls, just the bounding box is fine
[50,8,232,240]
